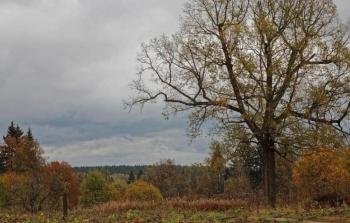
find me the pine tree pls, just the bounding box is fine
[0,123,42,173]
[6,121,17,138]
[15,125,24,139]
[1,122,19,171]
[128,171,135,184]
[27,128,34,141]
[5,122,24,140]
[0,152,6,173]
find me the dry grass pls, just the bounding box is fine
[83,200,162,215]
[168,198,247,211]
[83,198,247,215]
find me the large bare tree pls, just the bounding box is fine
[129,0,350,207]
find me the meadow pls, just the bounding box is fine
[2,199,350,223]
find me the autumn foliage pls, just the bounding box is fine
[0,172,28,207]
[0,123,80,212]
[124,180,163,201]
[44,161,80,209]
[293,148,350,204]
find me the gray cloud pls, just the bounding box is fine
[0,0,348,166]
[0,0,183,123]
[45,128,210,166]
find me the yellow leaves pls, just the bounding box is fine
[255,16,276,37]
[307,86,331,111]
[215,97,229,107]
[124,180,163,201]
[292,148,350,201]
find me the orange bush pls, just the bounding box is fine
[293,148,350,203]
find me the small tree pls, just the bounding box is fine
[44,162,80,210]
[207,142,226,193]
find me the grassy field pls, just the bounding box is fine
[2,200,350,223]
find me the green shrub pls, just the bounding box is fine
[124,180,162,201]
[80,171,115,206]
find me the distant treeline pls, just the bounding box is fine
[73,165,189,175]
[74,165,148,175]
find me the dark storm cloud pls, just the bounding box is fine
[0,0,347,166]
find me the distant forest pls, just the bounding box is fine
[73,165,188,175]
[73,165,148,175]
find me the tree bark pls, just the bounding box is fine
[263,141,276,208]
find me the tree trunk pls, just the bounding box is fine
[63,193,68,220]
[263,141,276,208]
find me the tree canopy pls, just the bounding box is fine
[130,0,350,207]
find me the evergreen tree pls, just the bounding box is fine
[1,122,23,172]
[5,122,24,140]
[15,125,24,139]
[137,169,143,179]
[27,128,33,141]
[6,121,17,138]
[0,123,43,173]
[0,152,6,173]
[128,171,135,184]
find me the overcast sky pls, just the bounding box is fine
[0,0,348,166]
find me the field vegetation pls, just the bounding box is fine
[1,122,350,222]
[1,0,350,221]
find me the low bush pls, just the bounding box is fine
[124,180,163,201]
